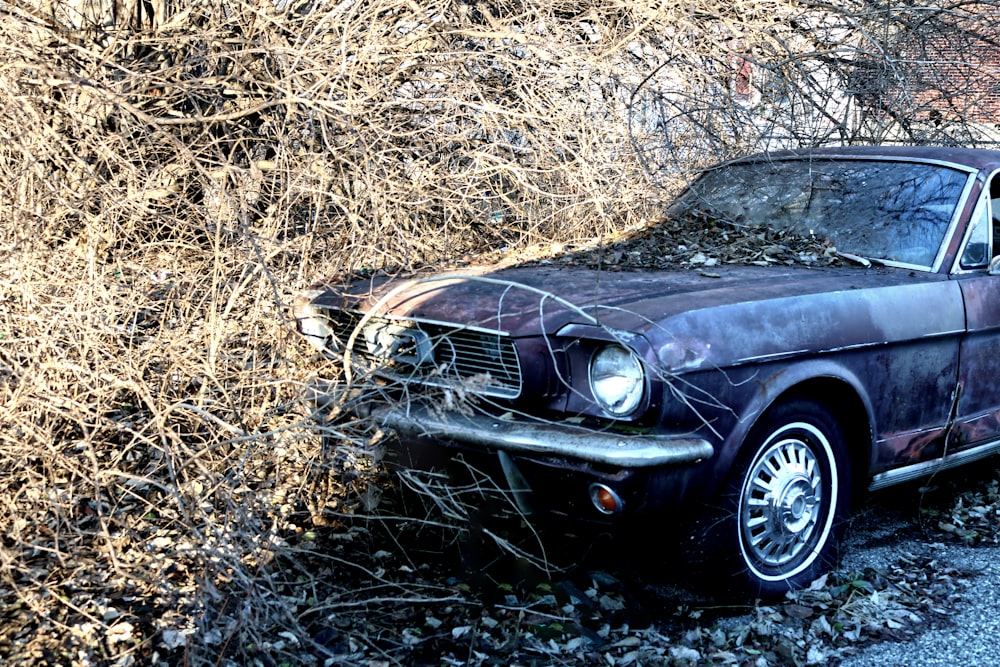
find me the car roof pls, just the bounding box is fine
[728,145,1000,172]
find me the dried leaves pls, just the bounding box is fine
[262,507,975,667]
[929,477,1000,545]
[528,214,846,272]
[223,452,1000,667]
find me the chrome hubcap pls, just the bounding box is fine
[740,433,824,570]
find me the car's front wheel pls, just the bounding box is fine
[715,400,852,598]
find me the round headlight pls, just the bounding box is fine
[293,301,334,353]
[589,344,646,417]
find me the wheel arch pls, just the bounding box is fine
[721,370,876,503]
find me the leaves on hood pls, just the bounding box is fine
[526,214,847,272]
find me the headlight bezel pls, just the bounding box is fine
[588,343,647,418]
[292,293,335,354]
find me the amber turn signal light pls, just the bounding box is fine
[589,483,624,515]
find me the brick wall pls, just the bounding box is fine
[904,18,1000,125]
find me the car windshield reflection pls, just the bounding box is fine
[667,157,973,270]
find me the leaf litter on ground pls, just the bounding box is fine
[262,456,996,667]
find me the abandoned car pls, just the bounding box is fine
[294,145,1000,596]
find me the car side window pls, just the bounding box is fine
[992,192,1000,258]
[990,172,1000,262]
[960,195,991,269]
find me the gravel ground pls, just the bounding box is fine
[836,482,1000,666]
[840,543,1000,666]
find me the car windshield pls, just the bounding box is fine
[667,157,972,269]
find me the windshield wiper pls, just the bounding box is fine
[835,251,887,268]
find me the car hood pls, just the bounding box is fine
[315,261,949,336]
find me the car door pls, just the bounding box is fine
[954,182,1000,449]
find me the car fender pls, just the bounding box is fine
[711,357,877,487]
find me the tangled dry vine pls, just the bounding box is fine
[1,0,999,665]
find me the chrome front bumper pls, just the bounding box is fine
[369,404,715,468]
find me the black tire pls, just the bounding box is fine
[707,399,852,599]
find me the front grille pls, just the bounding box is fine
[325,309,522,399]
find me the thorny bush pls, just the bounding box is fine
[1,0,999,665]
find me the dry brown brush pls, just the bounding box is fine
[0,0,999,665]
[0,2,694,664]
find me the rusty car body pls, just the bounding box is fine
[294,146,1000,596]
